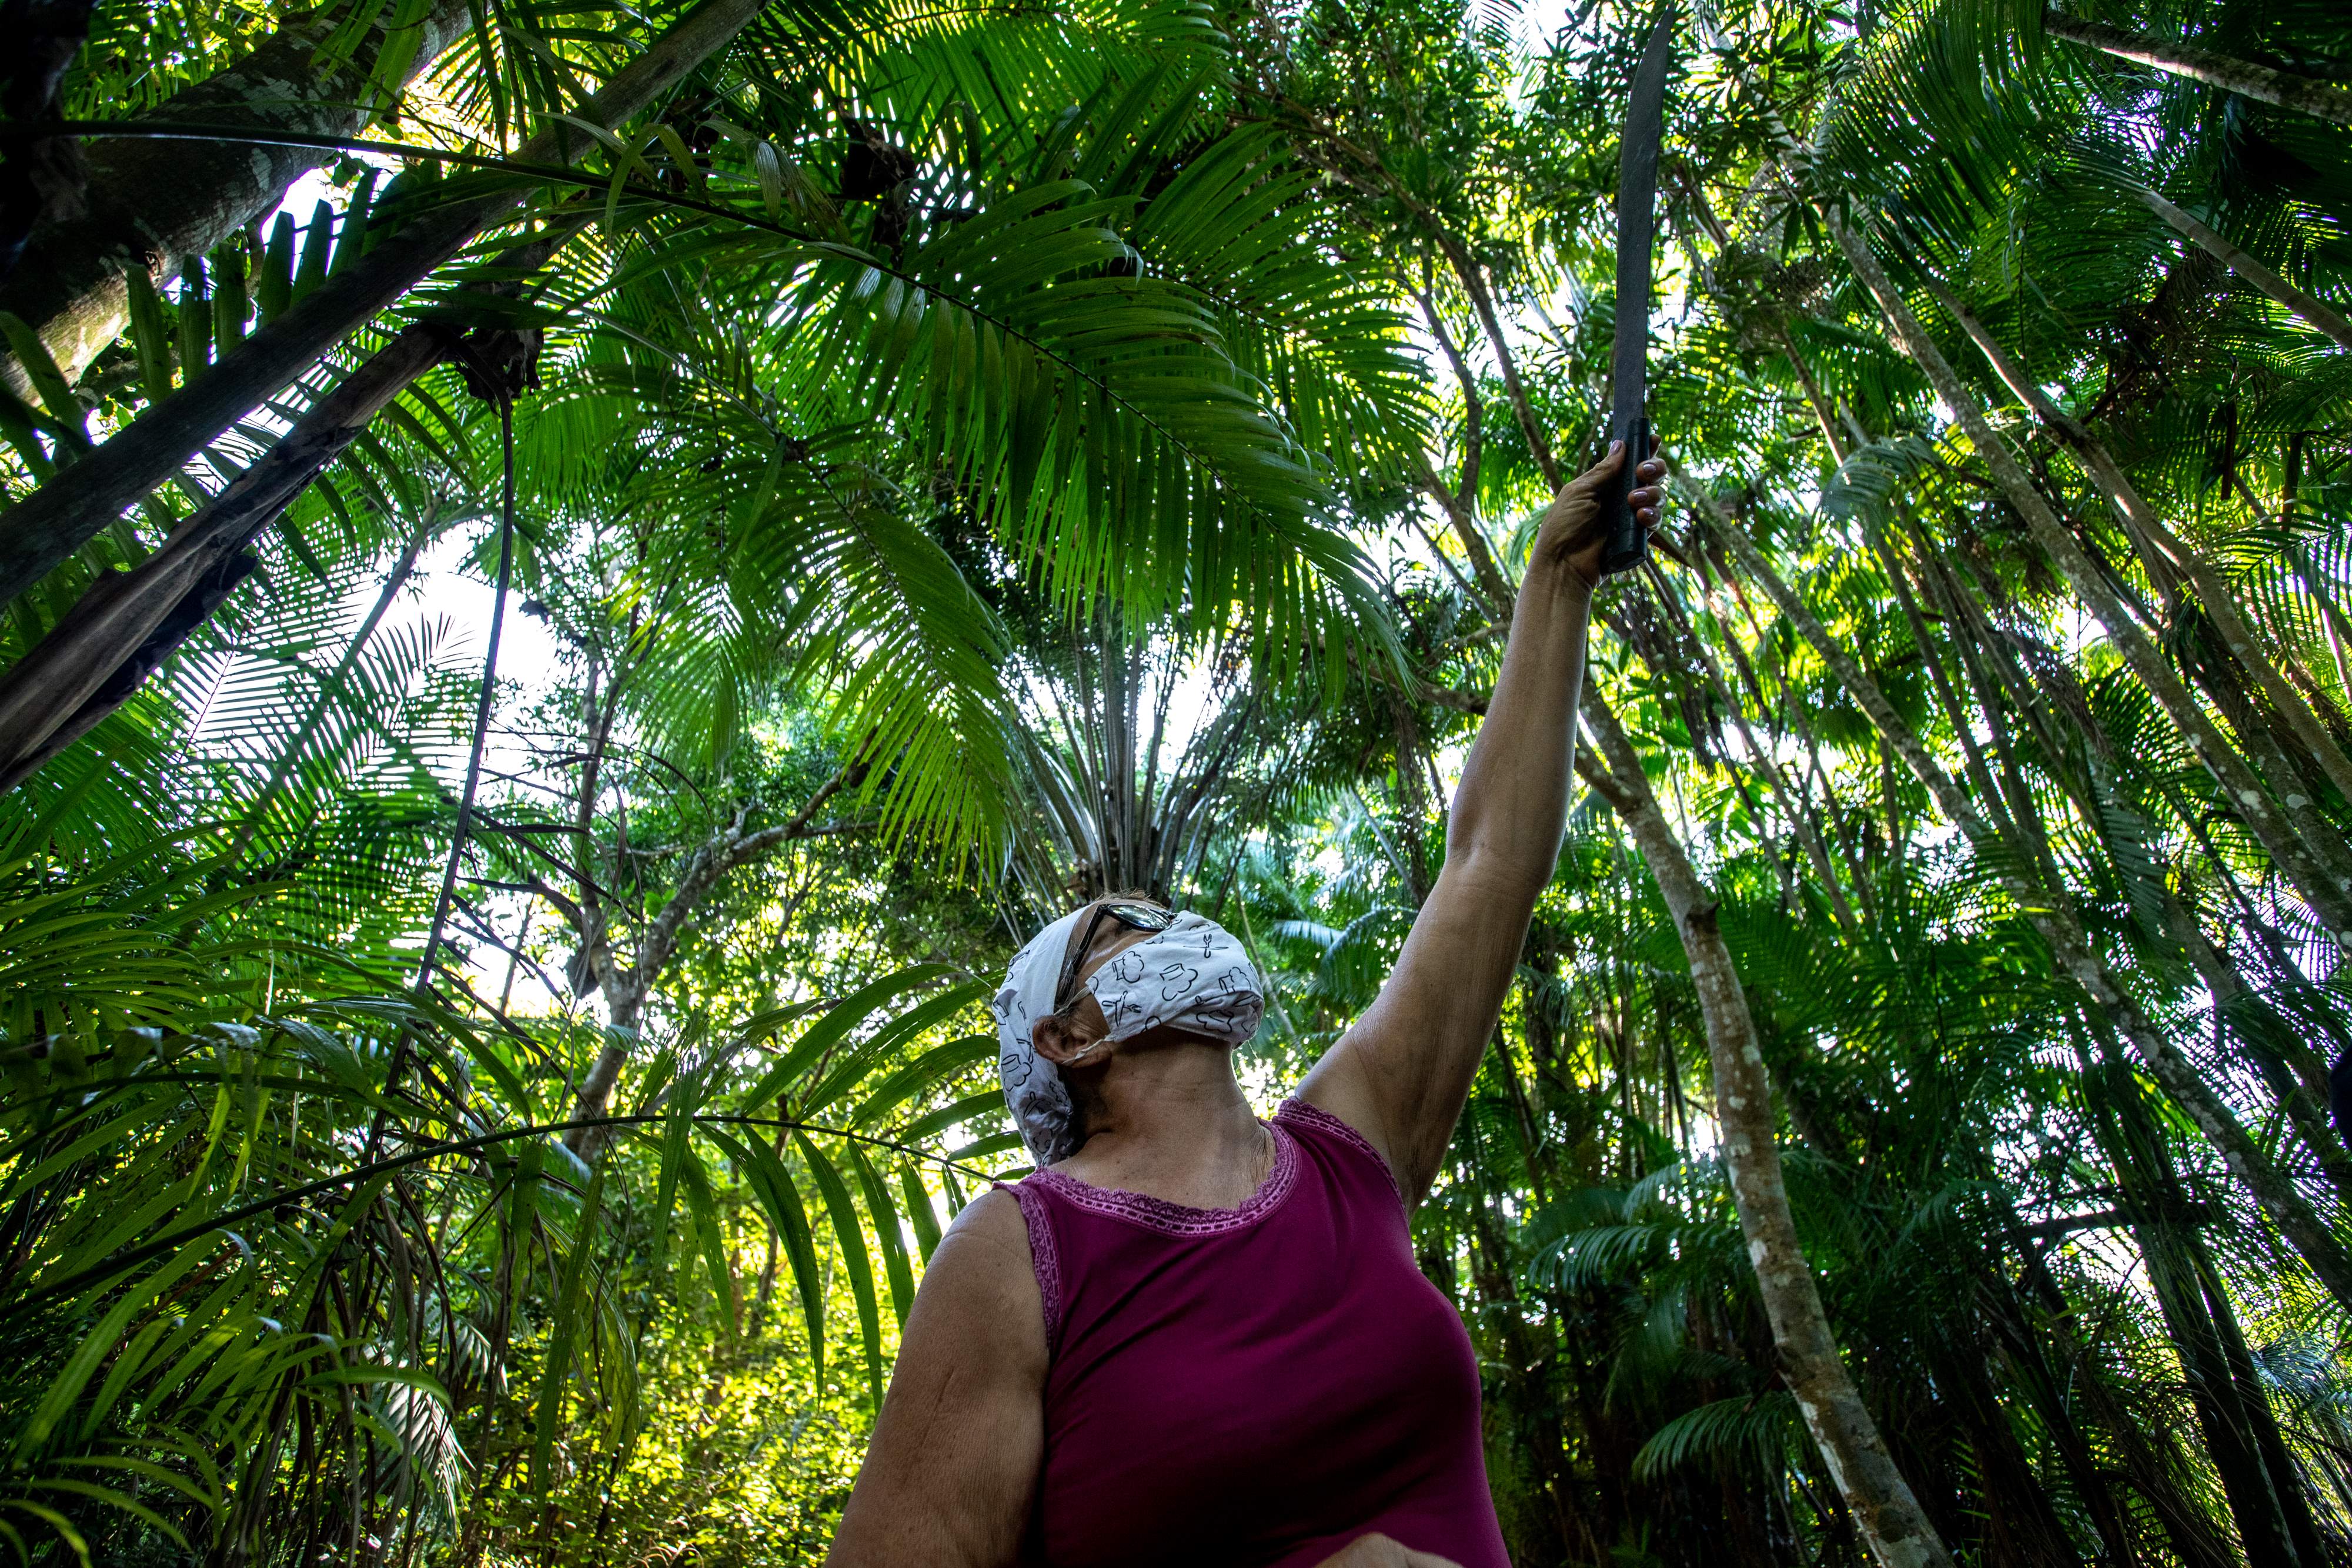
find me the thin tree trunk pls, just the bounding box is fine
[1926,503,2352,1199]
[2044,12,2352,127]
[0,0,475,393]
[1432,232,1562,487]
[1576,691,1956,1568]
[1655,564,1860,935]
[1698,480,2352,1311]
[563,764,856,1151]
[1935,283,2352,810]
[1829,212,2352,949]
[0,0,767,602]
[2161,885,2352,1208]
[2131,187,2352,351]
[1776,323,1852,466]
[2092,1067,2318,1565]
[1389,215,1949,1560]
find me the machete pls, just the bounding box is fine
[1597,4,1678,577]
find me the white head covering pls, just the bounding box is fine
[991,907,1264,1165]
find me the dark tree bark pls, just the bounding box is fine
[0,0,475,394]
[0,0,96,283]
[0,0,770,602]
[0,218,576,791]
[0,322,448,789]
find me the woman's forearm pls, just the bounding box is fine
[1446,563,1592,893]
[1446,440,1660,892]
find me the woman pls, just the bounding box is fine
[826,442,1668,1568]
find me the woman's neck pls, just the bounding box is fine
[1051,1042,1271,1210]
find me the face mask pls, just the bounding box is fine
[991,910,1264,1165]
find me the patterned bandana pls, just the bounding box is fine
[991,909,1265,1166]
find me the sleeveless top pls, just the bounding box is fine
[1000,1099,1510,1568]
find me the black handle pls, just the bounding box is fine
[1596,416,1652,578]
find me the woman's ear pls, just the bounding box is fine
[1031,995,1111,1068]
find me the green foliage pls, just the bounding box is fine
[0,836,1002,1560]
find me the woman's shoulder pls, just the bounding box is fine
[951,1183,1029,1238]
[908,1187,1049,1372]
[1275,1098,1405,1205]
[945,1184,1038,1275]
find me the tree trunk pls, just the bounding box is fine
[0,216,582,790]
[1576,691,1957,1568]
[1829,212,2352,950]
[2044,12,2352,128]
[1699,482,2352,1312]
[560,771,854,1153]
[0,0,475,394]
[1346,220,1950,1560]
[0,0,769,603]
[1432,231,1562,488]
[0,323,447,785]
[2129,186,2352,351]
[568,984,643,1155]
[2091,1065,2320,1565]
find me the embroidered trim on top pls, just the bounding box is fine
[1025,1123,1299,1237]
[1275,1098,1404,1202]
[999,1181,1064,1359]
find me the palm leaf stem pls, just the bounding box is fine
[5,1111,1001,1321]
[0,323,451,792]
[372,391,514,1144]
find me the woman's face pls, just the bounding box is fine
[1028,901,1160,1067]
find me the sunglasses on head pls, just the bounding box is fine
[1053,900,1175,1013]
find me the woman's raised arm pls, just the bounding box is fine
[1298,442,1664,1206]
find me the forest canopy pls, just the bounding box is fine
[0,0,2348,1562]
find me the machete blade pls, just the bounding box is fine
[1598,4,1678,577]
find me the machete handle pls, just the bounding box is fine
[1596,417,1652,578]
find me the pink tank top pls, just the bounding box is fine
[1001,1099,1510,1568]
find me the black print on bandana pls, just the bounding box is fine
[993,986,1020,1021]
[1109,951,1147,985]
[1158,961,1200,999]
[1000,1050,1031,1088]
